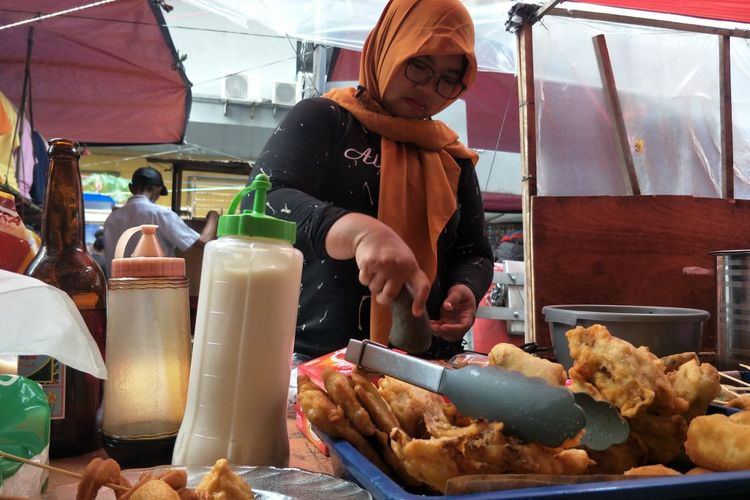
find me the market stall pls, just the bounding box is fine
[512,0,750,354]
[3,2,750,499]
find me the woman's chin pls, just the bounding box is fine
[399,106,430,120]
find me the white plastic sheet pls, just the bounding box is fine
[181,0,518,73]
[0,271,107,379]
[181,0,750,198]
[533,16,750,197]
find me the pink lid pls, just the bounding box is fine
[111,224,186,278]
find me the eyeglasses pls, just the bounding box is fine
[404,58,466,99]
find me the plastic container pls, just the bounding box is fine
[102,224,192,468]
[173,173,303,467]
[0,191,40,273]
[322,406,750,499]
[0,374,51,496]
[712,250,750,370]
[542,304,709,370]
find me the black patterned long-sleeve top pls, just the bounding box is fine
[247,97,493,359]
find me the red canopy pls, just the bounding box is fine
[573,0,750,25]
[0,0,191,145]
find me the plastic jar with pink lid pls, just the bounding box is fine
[102,224,192,468]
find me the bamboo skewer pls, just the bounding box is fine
[0,450,129,492]
[721,386,742,399]
[739,363,750,371]
[719,371,750,388]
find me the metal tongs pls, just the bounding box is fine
[345,339,629,450]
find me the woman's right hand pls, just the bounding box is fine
[326,213,431,315]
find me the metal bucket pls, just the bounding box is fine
[712,250,750,370]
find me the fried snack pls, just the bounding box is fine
[370,428,424,489]
[566,324,688,417]
[128,480,180,500]
[730,409,750,425]
[390,419,591,494]
[725,396,750,411]
[686,467,713,475]
[627,413,688,465]
[463,434,591,476]
[685,411,750,471]
[667,359,721,421]
[624,464,681,476]
[390,428,463,493]
[351,371,400,433]
[323,368,376,436]
[195,458,254,499]
[585,434,648,474]
[567,377,605,401]
[161,470,188,489]
[488,343,566,386]
[120,469,196,500]
[660,352,699,373]
[76,457,131,500]
[297,374,390,472]
[457,421,591,475]
[378,375,457,438]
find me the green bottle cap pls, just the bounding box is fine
[217,173,296,243]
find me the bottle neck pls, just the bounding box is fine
[41,153,85,252]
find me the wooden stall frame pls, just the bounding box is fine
[519,3,741,348]
[516,21,537,342]
[592,34,639,195]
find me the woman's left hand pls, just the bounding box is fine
[429,284,477,342]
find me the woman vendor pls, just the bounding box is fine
[246,0,494,359]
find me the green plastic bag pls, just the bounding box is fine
[0,374,51,495]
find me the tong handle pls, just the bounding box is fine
[344,339,445,392]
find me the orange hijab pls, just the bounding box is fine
[324,0,479,345]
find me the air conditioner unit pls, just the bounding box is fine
[272,81,299,107]
[221,73,261,102]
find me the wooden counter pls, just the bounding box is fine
[47,418,335,493]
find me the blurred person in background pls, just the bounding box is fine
[103,166,219,276]
[246,0,493,359]
[495,229,523,262]
[90,229,107,277]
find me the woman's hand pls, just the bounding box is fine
[429,284,477,342]
[326,213,431,314]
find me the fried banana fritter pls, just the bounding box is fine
[566,324,688,417]
[323,368,376,436]
[488,343,566,386]
[297,374,389,472]
[351,371,400,434]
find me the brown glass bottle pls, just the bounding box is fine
[22,138,107,458]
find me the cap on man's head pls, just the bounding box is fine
[131,166,168,196]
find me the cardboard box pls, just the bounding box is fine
[295,347,389,455]
[295,348,352,455]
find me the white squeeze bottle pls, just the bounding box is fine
[172,173,303,466]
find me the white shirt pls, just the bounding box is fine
[103,195,199,277]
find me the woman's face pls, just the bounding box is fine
[381,54,466,120]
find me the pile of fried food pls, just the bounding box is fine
[76,457,254,500]
[298,324,750,494]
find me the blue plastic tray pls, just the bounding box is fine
[320,403,750,499]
